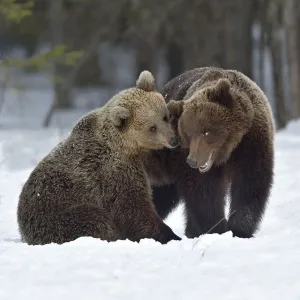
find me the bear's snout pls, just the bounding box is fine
[169,136,178,148]
[186,157,198,169]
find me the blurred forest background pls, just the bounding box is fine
[0,0,299,130]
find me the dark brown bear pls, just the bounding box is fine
[17,70,181,245]
[143,67,275,239]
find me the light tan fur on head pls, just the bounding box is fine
[95,71,178,155]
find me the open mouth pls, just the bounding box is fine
[199,151,214,173]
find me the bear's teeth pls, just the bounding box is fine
[199,151,214,171]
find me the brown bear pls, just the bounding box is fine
[17,70,181,245]
[143,67,275,239]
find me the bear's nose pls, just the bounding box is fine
[170,136,178,148]
[186,157,198,169]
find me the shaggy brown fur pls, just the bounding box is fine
[17,70,181,245]
[144,67,275,239]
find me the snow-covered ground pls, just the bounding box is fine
[0,118,300,300]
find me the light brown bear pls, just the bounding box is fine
[144,67,275,239]
[17,71,181,245]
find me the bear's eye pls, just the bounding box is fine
[149,125,157,133]
[163,115,169,122]
[203,132,209,137]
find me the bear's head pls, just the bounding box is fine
[167,78,254,172]
[108,70,178,153]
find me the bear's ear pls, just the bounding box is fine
[110,106,130,128]
[167,100,184,121]
[136,70,155,92]
[206,78,233,108]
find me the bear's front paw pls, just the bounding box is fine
[232,231,254,239]
[228,213,254,239]
[208,219,229,235]
[157,224,181,244]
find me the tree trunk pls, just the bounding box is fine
[165,37,184,80]
[49,0,72,109]
[135,33,158,79]
[257,0,268,90]
[222,0,255,78]
[257,28,265,90]
[264,0,287,129]
[283,0,300,119]
[73,50,101,87]
[268,28,287,129]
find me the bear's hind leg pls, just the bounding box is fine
[58,204,120,243]
[22,204,120,245]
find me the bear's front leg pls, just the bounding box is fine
[152,184,181,220]
[228,136,274,238]
[115,178,181,244]
[178,166,228,238]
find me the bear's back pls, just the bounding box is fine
[162,67,211,101]
[226,69,275,135]
[18,110,117,211]
[163,67,268,106]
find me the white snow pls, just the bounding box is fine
[1,119,300,300]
